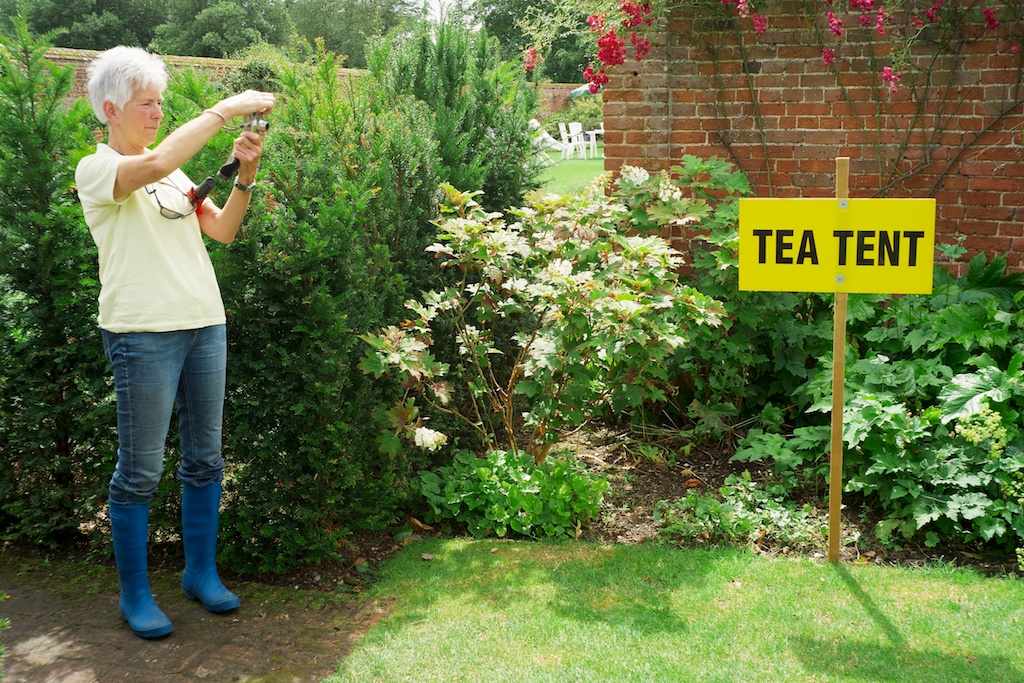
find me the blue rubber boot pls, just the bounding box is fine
[109,502,173,639]
[181,482,240,613]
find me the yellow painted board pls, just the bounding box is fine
[738,198,936,294]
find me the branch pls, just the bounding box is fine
[925,96,1024,197]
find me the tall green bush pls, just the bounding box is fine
[365,12,541,212]
[0,21,112,547]
[204,49,448,573]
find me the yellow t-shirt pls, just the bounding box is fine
[76,144,226,333]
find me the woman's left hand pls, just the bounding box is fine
[232,131,264,185]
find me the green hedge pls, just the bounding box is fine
[0,21,539,573]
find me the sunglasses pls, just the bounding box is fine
[145,180,197,220]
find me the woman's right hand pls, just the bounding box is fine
[216,90,276,122]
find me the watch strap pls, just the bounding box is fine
[234,180,255,192]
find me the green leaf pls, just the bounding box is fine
[939,365,1018,424]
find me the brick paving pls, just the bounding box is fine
[0,559,379,683]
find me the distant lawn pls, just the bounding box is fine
[327,539,1024,683]
[533,148,607,197]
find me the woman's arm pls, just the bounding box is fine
[197,130,266,244]
[113,90,274,199]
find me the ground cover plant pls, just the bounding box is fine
[549,154,1021,569]
[326,538,1024,683]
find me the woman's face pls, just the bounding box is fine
[113,85,164,149]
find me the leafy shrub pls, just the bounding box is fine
[655,472,824,550]
[0,22,114,547]
[361,177,725,464]
[417,449,608,538]
[655,153,1024,556]
[626,156,837,442]
[209,49,445,573]
[732,257,1024,553]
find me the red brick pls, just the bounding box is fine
[970,177,1018,192]
[965,206,1016,221]
[965,235,1013,252]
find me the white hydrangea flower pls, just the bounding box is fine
[618,165,650,186]
[545,258,574,279]
[413,427,448,451]
[658,174,683,202]
[503,277,529,294]
[534,230,561,253]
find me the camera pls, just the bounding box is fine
[242,112,270,135]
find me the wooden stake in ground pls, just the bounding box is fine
[828,157,849,564]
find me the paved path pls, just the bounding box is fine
[0,559,381,682]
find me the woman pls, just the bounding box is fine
[76,46,274,640]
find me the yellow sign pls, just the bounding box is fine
[738,198,936,294]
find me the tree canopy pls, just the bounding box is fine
[473,0,589,83]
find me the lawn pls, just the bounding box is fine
[327,538,1024,683]
[533,148,607,197]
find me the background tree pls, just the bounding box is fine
[473,0,590,82]
[287,0,417,69]
[25,0,167,50]
[149,0,291,57]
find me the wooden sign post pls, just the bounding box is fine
[829,158,849,564]
[738,157,936,563]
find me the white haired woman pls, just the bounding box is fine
[76,46,274,640]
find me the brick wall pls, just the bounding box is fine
[49,48,576,116]
[46,48,245,101]
[602,3,1024,275]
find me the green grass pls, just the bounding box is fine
[327,539,1024,683]
[533,149,607,197]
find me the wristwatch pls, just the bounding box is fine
[234,179,255,192]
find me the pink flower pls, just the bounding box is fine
[881,65,903,94]
[984,8,1000,31]
[752,13,768,36]
[925,1,945,23]
[620,0,654,29]
[1012,45,1021,54]
[597,29,627,66]
[630,31,651,60]
[524,46,542,73]
[587,14,606,33]
[828,12,843,36]
[583,63,609,93]
[822,47,836,67]
[876,7,892,36]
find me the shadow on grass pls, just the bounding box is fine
[789,564,1024,683]
[790,635,1023,683]
[382,541,733,637]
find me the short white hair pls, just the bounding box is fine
[86,46,168,124]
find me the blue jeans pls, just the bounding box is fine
[102,326,227,505]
